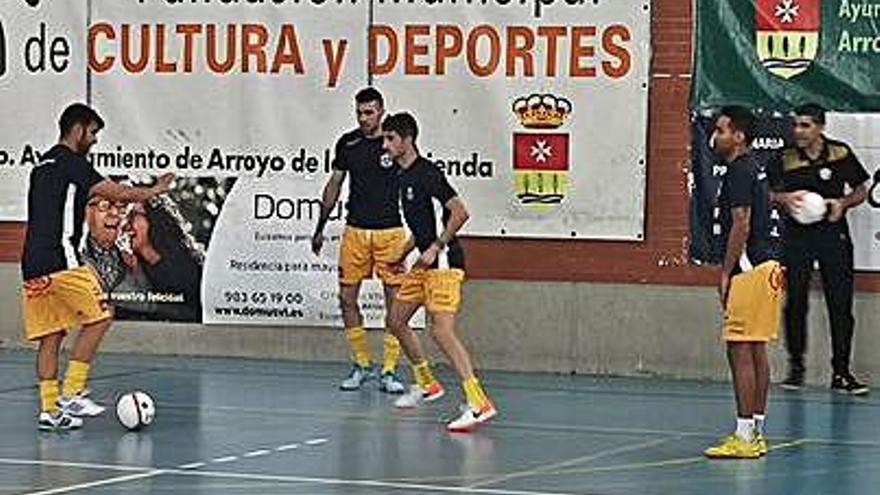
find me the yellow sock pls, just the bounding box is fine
[345,327,371,368]
[382,332,401,374]
[463,377,490,409]
[39,380,60,413]
[62,360,91,398]
[412,360,437,389]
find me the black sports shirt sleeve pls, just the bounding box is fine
[425,166,458,205]
[66,155,104,193]
[726,162,753,209]
[331,135,348,172]
[840,146,870,188]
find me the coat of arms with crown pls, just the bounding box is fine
[512,94,572,211]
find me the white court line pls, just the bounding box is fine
[212,456,238,464]
[242,449,271,458]
[0,457,581,495]
[21,470,165,495]
[276,443,299,451]
[304,438,328,446]
[0,458,150,473]
[167,468,582,495]
[467,436,676,488]
[177,462,206,470]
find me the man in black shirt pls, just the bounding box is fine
[768,104,870,395]
[312,88,406,393]
[704,106,783,459]
[22,103,172,431]
[380,112,497,433]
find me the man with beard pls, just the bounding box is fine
[312,88,407,393]
[21,103,172,430]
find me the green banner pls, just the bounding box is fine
[692,0,880,111]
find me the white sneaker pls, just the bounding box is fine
[59,390,106,417]
[379,372,406,394]
[339,365,374,391]
[394,382,445,409]
[38,411,83,431]
[446,402,498,433]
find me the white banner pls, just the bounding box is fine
[0,0,652,324]
[827,113,880,271]
[202,175,426,326]
[369,1,651,239]
[0,1,87,218]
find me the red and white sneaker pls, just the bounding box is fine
[394,382,445,409]
[446,402,498,433]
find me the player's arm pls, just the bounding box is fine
[827,149,869,222]
[720,206,750,308]
[416,196,469,269]
[769,190,808,211]
[766,152,806,211]
[89,173,173,202]
[311,170,346,255]
[434,197,469,249]
[826,183,866,222]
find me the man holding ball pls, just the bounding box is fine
[769,104,870,394]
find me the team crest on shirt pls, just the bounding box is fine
[755,0,820,79]
[819,167,832,181]
[380,153,394,169]
[511,93,571,212]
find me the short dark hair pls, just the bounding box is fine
[355,87,383,107]
[719,105,754,142]
[382,112,418,142]
[793,103,826,125]
[59,103,104,138]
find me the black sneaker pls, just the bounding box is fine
[781,369,804,391]
[831,373,870,396]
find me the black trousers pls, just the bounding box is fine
[783,221,856,375]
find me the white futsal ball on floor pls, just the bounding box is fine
[790,191,827,225]
[116,391,156,431]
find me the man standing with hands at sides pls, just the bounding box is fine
[704,106,783,458]
[22,103,173,430]
[381,112,497,433]
[312,88,406,394]
[769,104,870,395]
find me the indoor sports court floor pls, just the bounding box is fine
[1,348,878,495]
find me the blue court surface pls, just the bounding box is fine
[1,348,878,495]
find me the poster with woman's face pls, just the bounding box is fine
[81,177,236,323]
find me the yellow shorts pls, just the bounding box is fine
[339,226,407,286]
[723,261,784,343]
[21,266,112,341]
[396,268,465,314]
